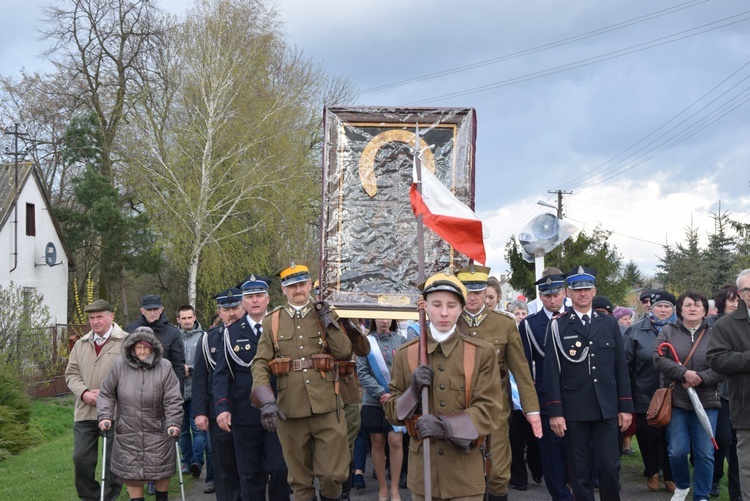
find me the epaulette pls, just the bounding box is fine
[265,305,283,317]
[489,309,516,322]
[400,337,420,350]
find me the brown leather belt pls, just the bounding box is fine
[292,359,315,371]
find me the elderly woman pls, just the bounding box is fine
[653,291,724,501]
[509,299,528,324]
[614,306,634,333]
[624,290,677,492]
[98,327,183,501]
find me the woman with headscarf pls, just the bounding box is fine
[98,327,183,501]
[653,291,724,501]
[623,290,678,493]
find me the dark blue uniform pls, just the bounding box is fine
[519,310,572,501]
[213,315,288,501]
[543,308,634,501]
[192,324,242,501]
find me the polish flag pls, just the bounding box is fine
[410,163,486,265]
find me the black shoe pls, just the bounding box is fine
[710,483,720,497]
[189,462,202,478]
[532,474,543,484]
[399,471,407,489]
[512,484,528,491]
[203,481,215,494]
[353,473,366,490]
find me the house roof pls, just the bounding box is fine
[0,162,75,270]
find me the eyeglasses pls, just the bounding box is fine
[739,287,750,296]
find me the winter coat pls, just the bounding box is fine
[623,316,662,414]
[707,304,750,429]
[125,313,187,390]
[653,319,724,411]
[97,328,184,482]
[65,323,128,422]
[180,322,203,400]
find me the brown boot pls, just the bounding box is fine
[665,480,676,493]
[647,474,659,492]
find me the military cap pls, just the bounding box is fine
[420,272,467,305]
[593,295,614,315]
[276,259,311,287]
[238,274,271,295]
[533,273,566,295]
[84,299,113,313]
[141,294,163,309]
[213,288,243,308]
[455,265,491,291]
[650,290,677,308]
[564,265,596,289]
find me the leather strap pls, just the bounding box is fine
[407,340,476,407]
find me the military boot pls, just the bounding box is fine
[487,493,508,501]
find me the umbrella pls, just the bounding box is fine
[657,342,718,450]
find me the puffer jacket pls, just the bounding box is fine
[653,319,724,411]
[98,328,184,481]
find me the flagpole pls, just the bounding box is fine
[414,123,432,501]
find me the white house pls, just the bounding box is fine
[0,162,70,324]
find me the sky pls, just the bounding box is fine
[2,0,750,280]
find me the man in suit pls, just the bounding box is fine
[544,266,633,501]
[518,273,572,501]
[192,289,245,500]
[213,277,289,500]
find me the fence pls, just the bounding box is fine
[27,323,88,398]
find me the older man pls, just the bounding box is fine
[707,269,750,501]
[65,299,126,501]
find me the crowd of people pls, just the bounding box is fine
[63,262,750,501]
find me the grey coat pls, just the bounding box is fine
[98,328,184,482]
[653,319,724,411]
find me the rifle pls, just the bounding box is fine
[482,434,492,501]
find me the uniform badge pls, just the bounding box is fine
[233,345,240,352]
[575,341,582,347]
[245,344,251,350]
[569,350,577,356]
[210,347,217,353]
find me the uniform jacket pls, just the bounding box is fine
[251,302,352,418]
[458,307,540,415]
[338,328,370,405]
[214,315,268,425]
[654,319,723,411]
[518,309,554,411]
[623,316,662,414]
[384,330,503,499]
[707,304,750,429]
[191,324,223,420]
[65,323,127,422]
[357,331,405,407]
[179,322,203,400]
[125,313,186,387]
[97,329,184,481]
[544,308,634,420]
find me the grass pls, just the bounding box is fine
[0,395,197,500]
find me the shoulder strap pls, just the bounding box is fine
[406,339,476,408]
[407,342,419,373]
[271,309,281,353]
[683,326,707,367]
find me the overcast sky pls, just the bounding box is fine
[3,0,750,281]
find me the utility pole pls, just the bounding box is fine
[548,189,572,219]
[3,123,29,274]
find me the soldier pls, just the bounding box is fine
[384,271,503,501]
[544,266,634,501]
[213,278,289,500]
[250,260,353,501]
[192,289,245,500]
[518,274,572,501]
[455,265,541,501]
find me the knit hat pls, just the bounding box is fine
[650,290,677,308]
[613,307,634,320]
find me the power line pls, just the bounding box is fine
[361,0,708,93]
[403,11,750,105]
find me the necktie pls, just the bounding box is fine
[254,323,262,337]
[582,314,590,326]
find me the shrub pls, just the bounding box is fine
[0,363,32,460]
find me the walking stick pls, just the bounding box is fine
[173,436,186,501]
[414,123,432,501]
[100,430,107,501]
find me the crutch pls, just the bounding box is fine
[100,428,108,501]
[173,434,186,501]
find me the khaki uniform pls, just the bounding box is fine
[340,332,370,454]
[457,308,540,496]
[384,330,503,500]
[252,302,353,501]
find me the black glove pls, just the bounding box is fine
[410,364,434,394]
[260,402,287,433]
[314,300,337,329]
[416,414,446,440]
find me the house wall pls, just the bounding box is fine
[0,176,69,324]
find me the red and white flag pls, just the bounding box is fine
[410,161,486,265]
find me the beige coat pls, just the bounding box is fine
[65,323,128,422]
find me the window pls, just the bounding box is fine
[25,203,36,236]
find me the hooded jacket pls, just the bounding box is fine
[97,328,184,481]
[126,312,186,390]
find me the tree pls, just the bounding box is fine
[125,0,355,307]
[504,238,536,298]
[655,223,707,294]
[704,209,737,292]
[622,260,648,289]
